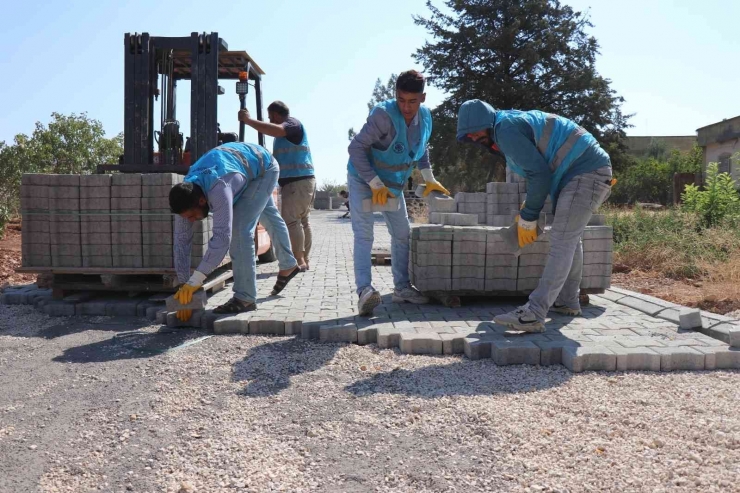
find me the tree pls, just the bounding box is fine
[348,74,398,140]
[0,112,122,214]
[413,0,632,190]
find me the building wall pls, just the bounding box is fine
[697,116,740,185]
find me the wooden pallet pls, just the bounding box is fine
[371,248,391,266]
[42,264,232,300]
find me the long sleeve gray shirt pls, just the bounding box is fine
[174,172,246,283]
[348,108,431,184]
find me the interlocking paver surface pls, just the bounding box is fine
[197,211,736,371]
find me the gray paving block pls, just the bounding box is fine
[617,296,666,317]
[652,346,706,371]
[105,300,140,317]
[376,325,414,349]
[582,238,613,252]
[485,278,518,292]
[698,323,740,347]
[142,173,181,186]
[583,251,613,265]
[164,310,203,328]
[80,187,111,199]
[81,244,112,256]
[80,198,110,210]
[430,213,478,226]
[486,182,520,194]
[146,305,163,321]
[610,346,661,371]
[49,174,81,187]
[562,346,616,372]
[696,346,740,370]
[249,317,285,335]
[679,308,703,330]
[357,325,378,345]
[301,322,320,340]
[111,173,142,186]
[212,312,251,334]
[583,226,613,240]
[399,332,443,355]
[426,195,457,213]
[320,323,358,343]
[491,340,540,365]
[22,173,52,186]
[82,256,113,268]
[166,291,207,311]
[535,340,581,366]
[72,300,107,316]
[49,186,80,200]
[463,334,498,360]
[143,256,173,268]
[361,198,400,212]
[142,197,171,210]
[112,256,143,268]
[79,174,111,187]
[43,301,76,317]
[111,197,142,210]
[439,332,466,354]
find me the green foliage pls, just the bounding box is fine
[348,75,398,140]
[413,0,632,190]
[682,161,740,227]
[0,112,122,213]
[610,146,703,205]
[318,179,347,194]
[0,202,10,237]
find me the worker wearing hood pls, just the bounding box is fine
[457,99,613,332]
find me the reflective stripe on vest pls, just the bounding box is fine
[536,114,589,172]
[217,145,255,180]
[273,145,310,156]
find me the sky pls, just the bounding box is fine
[1,0,738,187]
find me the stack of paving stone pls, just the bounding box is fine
[20,173,215,271]
[455,192,487,224]
[20,174,51,267]
[50,174,82,267]
[409,223,613,295]
[143,173,182,268]
[312,191,332,210]
[81,174,112,267]
[486,182,525,226]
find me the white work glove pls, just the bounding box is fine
[420,169,450,196]
[186,270,206,287]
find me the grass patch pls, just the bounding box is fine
[604,205,740,280]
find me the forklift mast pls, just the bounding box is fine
[100,32,265,174]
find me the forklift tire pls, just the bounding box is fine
[258,246,277,263]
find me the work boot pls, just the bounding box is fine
[494,305,545,333]
[550,303,582,316]
[392,285,429,305]
[358,286,382,316]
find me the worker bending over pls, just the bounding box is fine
[347,70,450,316]
[457,100,613,332]
[169,142,300,320]
[239,101,315,271]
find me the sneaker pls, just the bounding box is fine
[358,287,382,316]
[550,303,582,316]
[494,306,545,333]
[392,286,429,305]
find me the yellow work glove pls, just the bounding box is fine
[368,177,394,205]
[517,215,538,248]
[176,309,192,322]
[174,283,200,306]
[371,187,394,205]
[423,180,450,197]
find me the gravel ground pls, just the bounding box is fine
[1,304,740,493]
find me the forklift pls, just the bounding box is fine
[100,32,276,262]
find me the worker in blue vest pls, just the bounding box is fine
[348,70,450,316]
[457,100,613,332]
[169,142,300,321]
[239,102,315,271]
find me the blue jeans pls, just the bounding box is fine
[231,164,297,303]
[527,167,613,322]
[348,172,411,295]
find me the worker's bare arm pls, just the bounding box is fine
[238,109,287,138]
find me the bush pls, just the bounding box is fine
[609,146,702,205]
[318,180,348,194]
[0,203,10,238]
[682,162,740,227]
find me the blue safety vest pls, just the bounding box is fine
[348,99,432,197]
[184,142,271,204]
[273,123,314,179]
[496,110,600,201]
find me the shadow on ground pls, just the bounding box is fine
[52,327,209,364]
[231,337,341,397]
